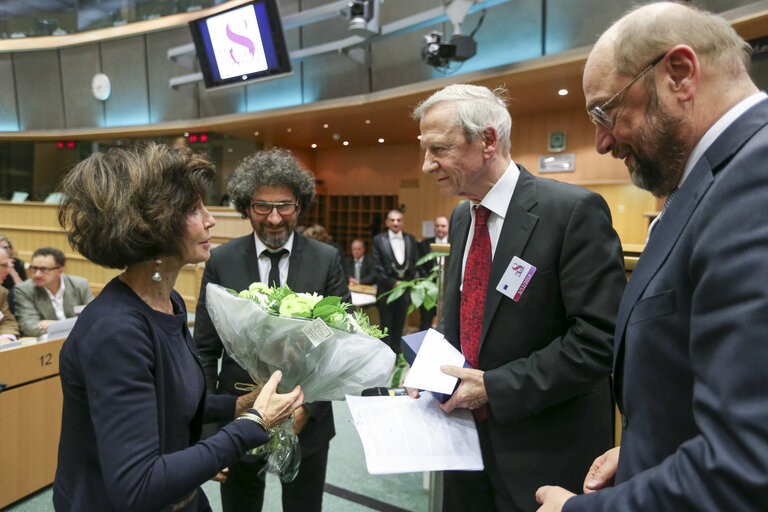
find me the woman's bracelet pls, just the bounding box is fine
[236,410,269,431]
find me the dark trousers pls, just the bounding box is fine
[377,294,409,354]
[220,444,329,512]
[442,420,523,512]
[419,304,436,331]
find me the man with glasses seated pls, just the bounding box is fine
[14,246,93,338]
[195,148,349,512]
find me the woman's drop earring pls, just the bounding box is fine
[152,258,162,282]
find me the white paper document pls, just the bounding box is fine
[403,328,465,394]
[345,392,484,474]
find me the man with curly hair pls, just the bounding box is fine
[194,149,349,512]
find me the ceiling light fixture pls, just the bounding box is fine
[558,89,568,96]
[378,138,384,143]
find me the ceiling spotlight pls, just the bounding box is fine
[365,119,371,124]
[378,138,384,143]
[343,141,350,146]
[253,131,260,136]
[286,127,292,132]
[558,89,568,96]
[417,135,422,140]
[323,123,329,128]
[311,143,318,149]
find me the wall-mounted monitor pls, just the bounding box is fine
[189,0,291,89]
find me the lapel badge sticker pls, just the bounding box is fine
[496,256,537,302]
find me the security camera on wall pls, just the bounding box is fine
[347,0,379,37]
[421,31,477,70]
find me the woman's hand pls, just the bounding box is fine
[253,371,303,429]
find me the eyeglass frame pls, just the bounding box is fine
[588,52,667,129]
[29,265,63,274]
[249,200,300,216]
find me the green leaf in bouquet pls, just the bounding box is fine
[352,310,387,338]
[313,296,341,309]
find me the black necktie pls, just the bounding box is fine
[264,249,288,288]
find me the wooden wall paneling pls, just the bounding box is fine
[0,376,63,509]
[582,183,656,246]
[314,143,422,194]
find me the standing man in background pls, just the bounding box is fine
[537,2,768,511]
[14,246,93,338]
[195,149,349,512]
[372,209,420,357]
[412,83,626,511]
[418,215,449,330]
[343,238,376,285]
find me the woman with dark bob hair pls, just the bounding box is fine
[54,143,303,512]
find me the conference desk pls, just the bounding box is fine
[0,336,65,509]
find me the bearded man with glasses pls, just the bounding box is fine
[195,148,349,512]
[13,246,93,338]
[537,2,768,511]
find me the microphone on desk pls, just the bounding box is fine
[361,387,409,397]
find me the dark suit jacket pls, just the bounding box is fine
[566,99,768,511]
[54,278,266,512]
[342,255,376,285]
[194,233,350,455]
[441,166,626,511]
[371,231,420,294]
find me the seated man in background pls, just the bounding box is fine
[14,247,93,338]
[0,247,20,343]
[343,238,376,285]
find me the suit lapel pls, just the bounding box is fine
[286,233,306,289]
[35,286,57,320]
[62,275,75,317]
[239,234,262,285]
[480,167,538,346]
[613,98,768,370]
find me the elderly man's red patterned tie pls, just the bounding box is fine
[460,205,491,421]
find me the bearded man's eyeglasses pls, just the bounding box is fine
[250,201,299,216]
[587,52,667,129]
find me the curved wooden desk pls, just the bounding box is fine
[0,337,65,508]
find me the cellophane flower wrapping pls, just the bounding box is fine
[205,283,395,481]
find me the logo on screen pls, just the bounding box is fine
[206,5,269,80]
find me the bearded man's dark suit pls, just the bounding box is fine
[371,230,420,353]
[440,166,626,511]
[565,98,768,511]
[194,232,349,512]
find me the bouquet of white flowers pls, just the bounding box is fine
[205,282,395,481]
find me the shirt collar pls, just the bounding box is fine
[679,92,767,188]
[44,274,65,300]
[474,160,520,219]
[254,231,294,256]
[388,230,404,240]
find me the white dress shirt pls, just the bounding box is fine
[44,275,67,321]
[461,160,521,287]
[388,230,405,265]
[254,232,294,286]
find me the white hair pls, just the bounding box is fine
[412,84,512,154]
